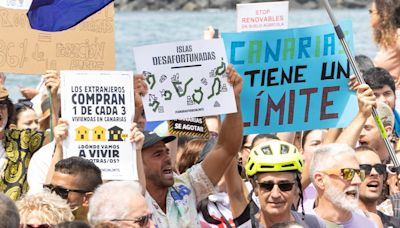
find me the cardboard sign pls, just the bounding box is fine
[61,70,135,180]
[222,21,358,134]
[237,1,289,32]
[168,117,209,137]
[0,3,115,74]
[134,39,237,121]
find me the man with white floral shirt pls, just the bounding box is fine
[141,64,243,227]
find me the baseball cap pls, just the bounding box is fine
[376,102,394,128]
[143,131,176,150]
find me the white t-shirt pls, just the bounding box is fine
[27,141,55,195]
[145,164,216,228]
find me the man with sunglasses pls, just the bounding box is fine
[45,157,102,222]
[225,139,324,227]
[310,143,377,227]
[355,146,400,227]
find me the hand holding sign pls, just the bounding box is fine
[226,64,243,100]
[54,119,69,145]
[348,75,360,91]
[134,39,237,121]
[130,122,144,151]
[43,70,60,96]
[357,84,376,119]
[134,74,148,109]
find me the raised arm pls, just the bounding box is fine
[133,74,148,130]
[43,70,61,135]
[336,84,376,147]
[323,128,343,144]
[225,157,249,218]
[45,118,68,184]
[202,64,243,186]
[130,122,146,195]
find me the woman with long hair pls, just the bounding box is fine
[371,0,400,87]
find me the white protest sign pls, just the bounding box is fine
[236,1,289,32]
[0,0,32,9]
[61,71,136,180]
[134,39,237,121]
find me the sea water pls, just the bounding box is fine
[5,9,376,100]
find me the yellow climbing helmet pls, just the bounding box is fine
[245,139,304,177]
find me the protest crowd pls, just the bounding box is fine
[1,0,400,228]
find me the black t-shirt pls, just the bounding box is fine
[377,210,400,228]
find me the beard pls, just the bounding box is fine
[324,178,359,211]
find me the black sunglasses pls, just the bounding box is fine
[20,225,52,228]
[386,165,400,174]
[43,184,89,200]
[111,213,153,227]
[257,181,295,192]
[360,164,387,176]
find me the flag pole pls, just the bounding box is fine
[320,0,400,168]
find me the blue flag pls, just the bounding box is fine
[27,0,113,32]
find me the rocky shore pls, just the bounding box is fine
[115,0,370,11]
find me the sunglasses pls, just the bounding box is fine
[386,165,400,174]
[43,184,89,200]
[15,100,33,111]
[323,168,366,181]
[20,225,52,228]
[111,213,153,227]
[257,181,295,192]
[360,164,387,176]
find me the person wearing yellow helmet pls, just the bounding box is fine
[224,139,325,228]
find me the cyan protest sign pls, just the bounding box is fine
[222,21,358,134]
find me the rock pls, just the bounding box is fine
[195,0,209,8]
[302,1,319,9]
[119,0,147,11]
[115,0,370,10]
[289,0,303,9]
[342,0,368,8]
[210,0,232,9]
[166,0,187,10]
[182,2,200,11]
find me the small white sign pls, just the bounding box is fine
[0,0,32,9]
[237,1,289,32]
[134,39,237,121]
[61,70,136,180]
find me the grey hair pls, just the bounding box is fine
[88,181,144,225]
[17,191,74,224]
[309,143,356,183]
[0,193,20,228]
